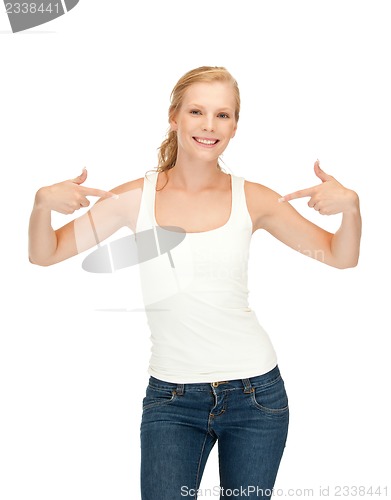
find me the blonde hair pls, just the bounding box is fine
[155,66,240,179]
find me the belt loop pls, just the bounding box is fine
[176,383,185,396]
[242,378,253,394]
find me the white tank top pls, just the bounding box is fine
[136,170,277,383]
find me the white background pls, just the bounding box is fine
[1,1,390,499]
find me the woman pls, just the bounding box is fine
[28,66,361,499]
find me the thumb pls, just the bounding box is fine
[72,167,88,185]
[314,159,332,182]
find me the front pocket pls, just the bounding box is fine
[142,386,177,411]
[250,376,289,416]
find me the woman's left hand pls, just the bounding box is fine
[279,160,359,215]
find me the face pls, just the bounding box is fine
[170,81,238,164]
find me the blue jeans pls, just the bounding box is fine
[140,365,289,499]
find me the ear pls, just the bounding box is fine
[231,123,238,139]
[169,116,178,132]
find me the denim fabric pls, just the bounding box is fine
[140,365,289,499]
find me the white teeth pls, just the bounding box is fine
[195,138,218,145]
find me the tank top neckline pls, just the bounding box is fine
[151,171,235,235]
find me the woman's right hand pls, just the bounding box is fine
[34,168,117,214]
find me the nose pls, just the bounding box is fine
[201,114,215,132]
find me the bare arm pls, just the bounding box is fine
[329,203,361,268]
[28,168,143,266]
[246,160,362,269]
[28,201,58,265]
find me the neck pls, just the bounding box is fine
[167,151,226,191]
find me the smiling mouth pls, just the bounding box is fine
[193,137,220,146]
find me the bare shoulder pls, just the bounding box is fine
[244,179,282,231]
[109,176,145,195]
[91,176,146,230]
[244,179,280,204]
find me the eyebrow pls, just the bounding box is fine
[187,103,234,112]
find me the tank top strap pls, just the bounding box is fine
[136,171,158,232]
[230,174,249,225]
[231,173,244,202]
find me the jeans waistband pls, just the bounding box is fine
[148,365,280,394]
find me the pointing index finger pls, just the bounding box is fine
[81,186,119,199]
[279,186,315,203]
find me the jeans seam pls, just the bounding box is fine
[195,432,211,498]
[250,374,282,391]
[142,389,177,411]
[250,380,289,415]
[250,392,289,414]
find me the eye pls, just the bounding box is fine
[190,110,201,115]
[218,113,230,119]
